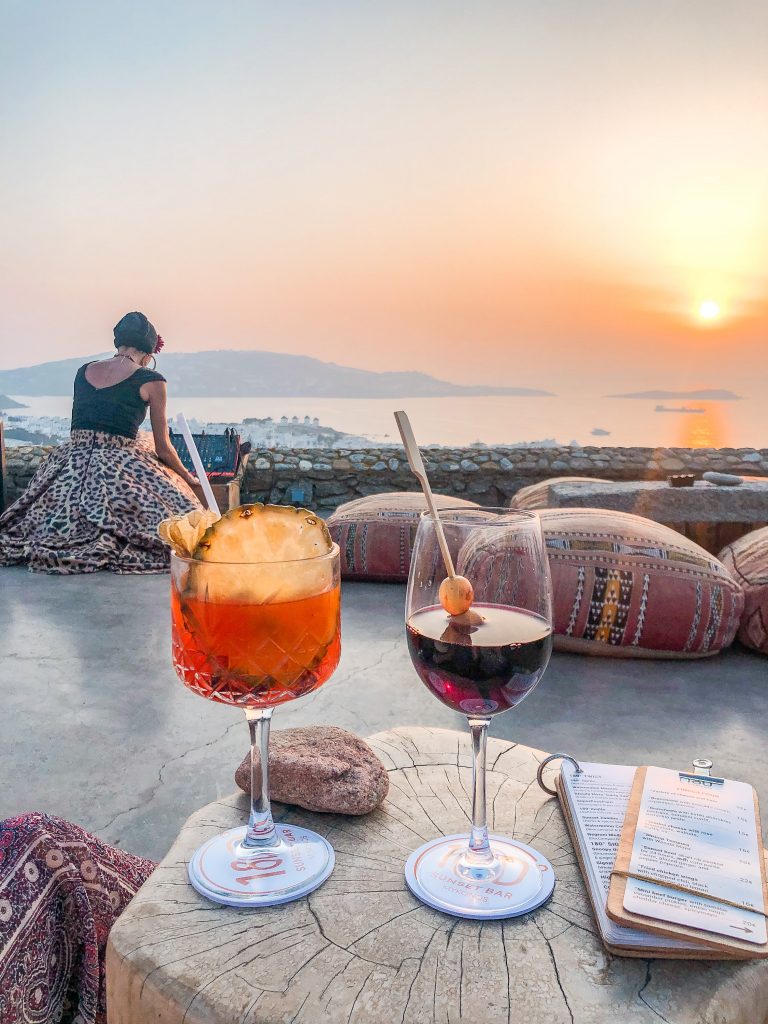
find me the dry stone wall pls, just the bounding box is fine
[243,445,768,510]
[4,445,56,506]
[4,443,768,512]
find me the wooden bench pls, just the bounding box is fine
[106,727,768,1023]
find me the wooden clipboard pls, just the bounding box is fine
[554,773,755,960]
[607,766,768,958]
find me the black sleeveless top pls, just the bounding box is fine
[71,363,166,439]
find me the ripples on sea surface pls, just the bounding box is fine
[8,394,766,449]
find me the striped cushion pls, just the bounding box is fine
[719,526,768,655]
[327,492,480,581]
[459,508,743,658]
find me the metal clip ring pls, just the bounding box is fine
[536,753,583,796]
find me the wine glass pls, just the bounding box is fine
[170,544,341,907]
[404,508,554,919]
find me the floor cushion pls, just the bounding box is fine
[327,492,480,581]
[719,526,768,655]
[511,477,612,510]
[458,507,743,658]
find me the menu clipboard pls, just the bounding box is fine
[607,766,768,958]
[538,754,768,959]
[553,773,746,959]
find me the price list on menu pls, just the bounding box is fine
[622,767,767,944]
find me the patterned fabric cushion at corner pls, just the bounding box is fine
[0,812,155,1024]
[458,507,744,659]
[719,526,768,656]
[327,492,481,581]
[509,476,612,510]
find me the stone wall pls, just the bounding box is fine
[4,445,56,506]
[4,443,768,512]
[242,445,768,512]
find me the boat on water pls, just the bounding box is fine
[654,404,705,414]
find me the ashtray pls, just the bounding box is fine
[668,474,696,488]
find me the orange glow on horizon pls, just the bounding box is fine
[676,404,728,449]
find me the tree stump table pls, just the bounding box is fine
[106,727,768,1023]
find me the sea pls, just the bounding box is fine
[5,394,766,449]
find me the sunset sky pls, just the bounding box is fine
[1,1,766,392]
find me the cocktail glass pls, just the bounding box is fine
[170,544,341,907]
[404,508,554,919]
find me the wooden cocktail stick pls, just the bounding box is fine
[394,410,475,617]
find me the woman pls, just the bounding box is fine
[0,312,201,574]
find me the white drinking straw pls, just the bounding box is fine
[176,413,221,517]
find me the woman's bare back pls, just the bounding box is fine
[84,356,142,390]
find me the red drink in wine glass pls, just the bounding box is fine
[404,508,556,920]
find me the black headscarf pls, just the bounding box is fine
[113,312,158,355]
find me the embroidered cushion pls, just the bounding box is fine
[510,477,612,510]
[327,492,480,581]
[458,508,743,658]
[719,526,768,655]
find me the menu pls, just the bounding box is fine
[622,767,767,944]
[559,761,694,951]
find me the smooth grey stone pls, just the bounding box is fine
[703,471,744,486]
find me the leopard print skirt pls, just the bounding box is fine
[0,430,201,574]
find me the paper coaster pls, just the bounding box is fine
[405,834,555,920]
[188,824,335,908]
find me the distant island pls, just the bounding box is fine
[0,394,27,409]
[607,389,742,401]
[0,350,554,399]
[654,404,705,414]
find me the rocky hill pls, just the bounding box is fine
[0,394,27,409]
[0,350,553,399]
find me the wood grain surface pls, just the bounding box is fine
[106,727,768,1023]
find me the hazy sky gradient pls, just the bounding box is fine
[1,0,766,391]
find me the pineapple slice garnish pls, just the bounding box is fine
[158,508,219,558]
[193,504,333,563]
[161,504,336,605]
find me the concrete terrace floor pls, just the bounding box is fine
[2,565,767,860]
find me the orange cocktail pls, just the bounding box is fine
[161,503,341,909]
[171,579,341,706]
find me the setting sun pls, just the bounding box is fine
[698,300,721,321]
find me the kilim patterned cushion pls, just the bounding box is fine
[719,526,768,655]
[327,492,480,581]
[458,508,744,659]
[510,477,612,510]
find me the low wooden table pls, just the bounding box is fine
[106,728,768,1023]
